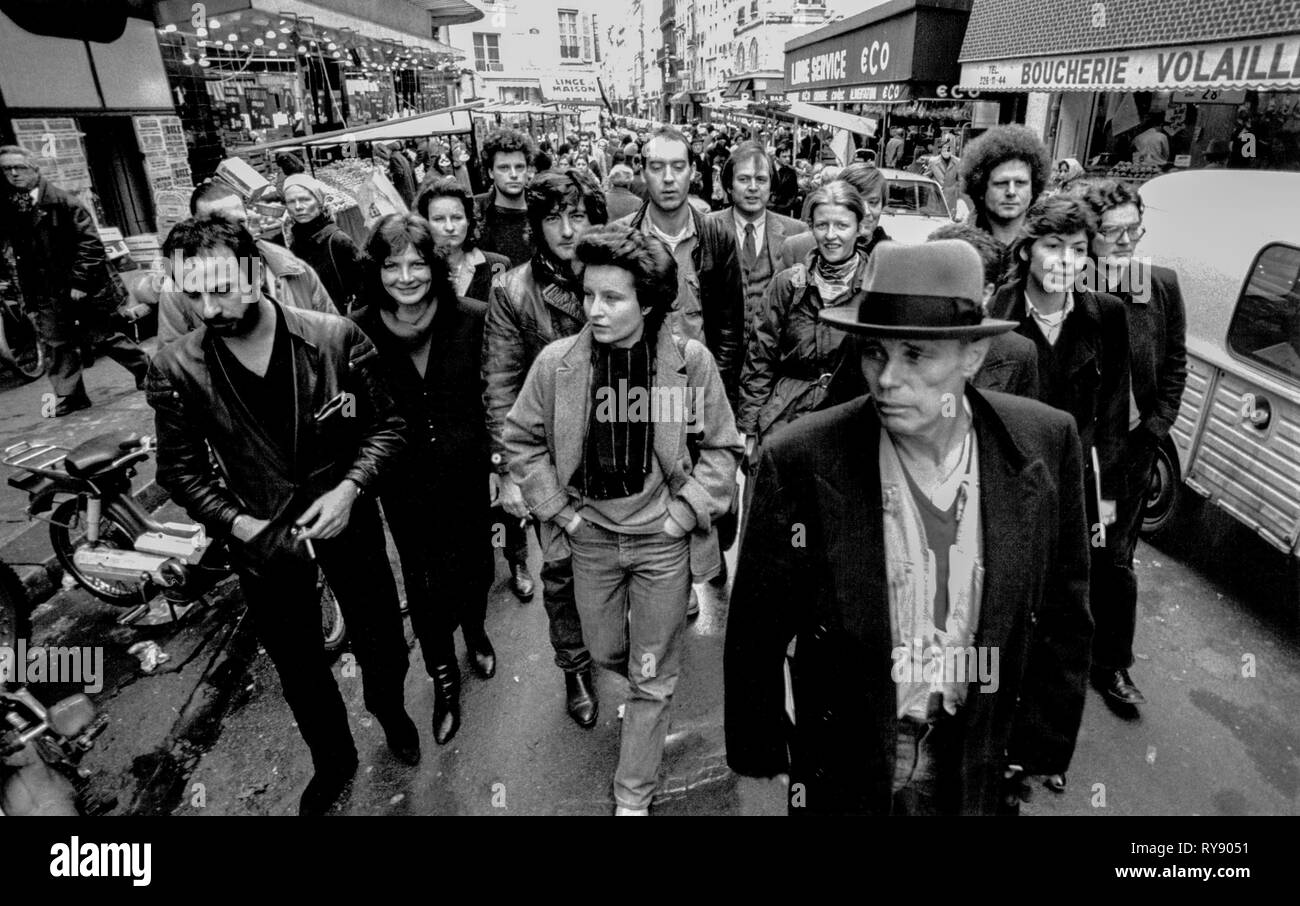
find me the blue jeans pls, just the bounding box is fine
[569,522,692,810]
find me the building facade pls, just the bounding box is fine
[446,0,605,119]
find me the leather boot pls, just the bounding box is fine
[508,563,535,601]
[431,663,461,745]
[298,753,358,816]
[565,667,598,728]
[378,711,421,766]
[465,627,496,679]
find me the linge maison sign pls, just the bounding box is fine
[544,74,601,103]
[960,35,1300,92]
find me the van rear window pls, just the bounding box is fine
[1226,243,1300,384]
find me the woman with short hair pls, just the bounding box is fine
[502,224,742,815]
[738,181,876,467]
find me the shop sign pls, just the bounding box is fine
[543,74,601,103]
[785,16,917,91]
[790,82,909,103]
[960,35,1300,91]
[1171,88,1248,105]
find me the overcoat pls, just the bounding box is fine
[725,388,1093,814]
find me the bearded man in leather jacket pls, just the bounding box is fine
[145,217,416,816]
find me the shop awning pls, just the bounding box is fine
[958,0,1300,91]
[774,100,879,137]
[415,0,485,27]
[669,91,692,104]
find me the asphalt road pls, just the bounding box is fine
[170,484,1300,817]
[5,370,1296,817]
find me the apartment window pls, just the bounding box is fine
[592,14,601,62]
[558,9,580,59]
[582,13,593,60]
[473,32,501,71]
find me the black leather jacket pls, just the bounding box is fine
[145,302,406,538]
[482,259,587,474]
[614,202,745,407]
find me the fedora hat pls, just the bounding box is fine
[819,240,1018,339]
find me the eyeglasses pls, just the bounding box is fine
[1099,224,1146,243]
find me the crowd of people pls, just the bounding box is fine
[0,116,1187,817]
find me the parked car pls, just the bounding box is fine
[1137,170,1300,597]
[876,167,953,243]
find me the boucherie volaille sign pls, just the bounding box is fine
[960,35,1300,91]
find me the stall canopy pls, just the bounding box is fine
[232,101,485,155]
[308,109,475,144]
[958,0,1300,92]
[776,99,879,136]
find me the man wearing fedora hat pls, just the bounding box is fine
[725,239,1093,815]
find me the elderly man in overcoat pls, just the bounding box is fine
[725,240,1093,815]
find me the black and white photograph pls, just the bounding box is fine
[0,0,1295,879]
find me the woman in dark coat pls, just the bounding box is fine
[351,213,498,746]
[414,176,511,303]
[414,177,532,600]
[283,173,366,313]
[737,181,880,472]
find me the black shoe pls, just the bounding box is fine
[378,711,421,765]
[467,630,496,679]
[1094,668,1147,706]
[431,662,461,745]
[298,754,358,816]
[508,563,535,600]
[708,558,728,587]
[53,390,92,417]
[565,667,598,728]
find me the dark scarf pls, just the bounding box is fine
[579,338,654,500]
[290,214,333,247]
[530,246,585,323]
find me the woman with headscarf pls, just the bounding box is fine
[1052,157,1085,193]
[282,173,366,313]
[738,181,875,475]
[350,213,500,746]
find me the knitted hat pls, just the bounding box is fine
[282,173,329,209]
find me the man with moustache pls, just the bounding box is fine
[726,240,1093,815]
[146,217,415,815]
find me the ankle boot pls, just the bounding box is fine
[298,753,358,816]
[565,667,598,728]
[431,662,461,745]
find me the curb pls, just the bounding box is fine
[2,479,168,607]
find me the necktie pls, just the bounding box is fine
[742,222,757,271]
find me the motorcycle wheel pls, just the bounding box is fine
[319,574,347,654]
[49,497,154,606]
[0,301,48,381]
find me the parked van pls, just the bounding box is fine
[1138,170,1300,587]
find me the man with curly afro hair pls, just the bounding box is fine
[958,124,1052,253]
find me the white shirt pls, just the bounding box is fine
[1025,291,1074,345]
[732,209,766,258]
[646,211,695,253]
